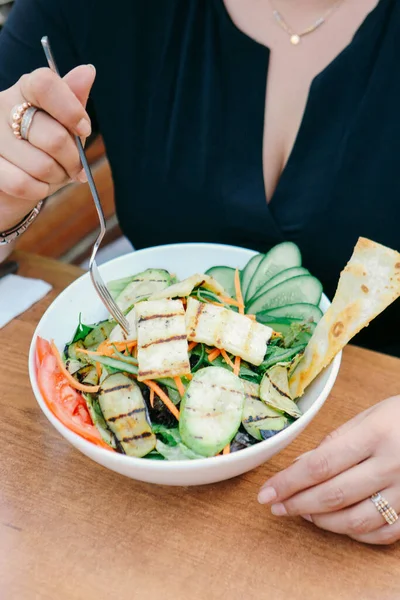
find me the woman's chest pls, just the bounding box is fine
[93,1,400,248]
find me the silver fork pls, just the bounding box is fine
[41,36,130,335]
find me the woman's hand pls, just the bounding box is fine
[0,64,96,232]
[258,396,400,545]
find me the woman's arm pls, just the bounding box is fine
[0,0,96,258]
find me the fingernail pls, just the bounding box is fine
[87,64,96,73]
[271,503,287,517]
[301,514,313,522]
[77,169,88,183]
[258,486,277,505]
[76,118,91,137]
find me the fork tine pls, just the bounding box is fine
[91,261,130,333]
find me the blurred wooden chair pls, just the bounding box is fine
[15,136,122,264]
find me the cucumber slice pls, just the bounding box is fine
[99,373,156,457]
[246,275,322,314]
[259,303,323,323]
[115,269,172,313]
[251,267,309,301]
[205,266,236,298]
[179,367,245,457]
[241,253,264,302]
[246,242,302,303]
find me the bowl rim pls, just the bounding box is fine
[28,241,342,470]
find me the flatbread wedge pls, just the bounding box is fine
[289,237,400,398]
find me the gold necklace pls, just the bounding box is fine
[270,0,345,45]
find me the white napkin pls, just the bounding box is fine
[0,273,52,329]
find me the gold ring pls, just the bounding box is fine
[370,493,399,526]
[11,102,33,140]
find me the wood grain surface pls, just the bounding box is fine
[1,252,400,600]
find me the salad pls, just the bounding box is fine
[35,238,400,460]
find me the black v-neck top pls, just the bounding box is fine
[1,0,400,355]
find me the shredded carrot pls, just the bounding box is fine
[149,388,155,408]
[79,348,112,357]
[246,314,256,321]
[208,348,221,362]
[97,340,111,355]
[174,376,186,398]
[220,349,235,369]
[50,341,100,393]
[95,362,102,380]
[271,331,283,338]
[233,354,241,377]
[234,269,245,314]
[111,340,137,351]
[143,380,180,420]
[223,444,230,455]
[217,296,241,307]
[185,373,193,381]
[188,342,198,351]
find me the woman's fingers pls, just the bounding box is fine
[310,487,400,543]
[18,67,93,137]
[317,405,376,448]
[63,64,96,106]
[0,155,49,202]
[1,119,68,185]
[26,110,84,181]
[258,419,377,505]
[269,457,389,516]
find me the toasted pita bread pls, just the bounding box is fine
[289,237,400,398]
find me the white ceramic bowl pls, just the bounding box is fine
[29,243,341,486]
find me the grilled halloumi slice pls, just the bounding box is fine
[185,297,273,366]
[109,307,137,343]
[99,373,156,457]
[136,299,190,381]
[149,273,225,300]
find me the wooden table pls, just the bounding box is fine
[1,252,400,600]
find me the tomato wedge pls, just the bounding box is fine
[35,336,113,450]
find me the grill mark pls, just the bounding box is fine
[139,363,189,377]
[141,334,187,349]
[102,384,134,394]
[193,380,243,395]
[121,431,153,443]
[266,374,292,399]
[191,301,205,334]
[138,312,182,323]
[108,408,145,422]
[131,278,168,283]
[245,393,260,401]
[244,415,282,424]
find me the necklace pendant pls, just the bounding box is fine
[290,34,301,45]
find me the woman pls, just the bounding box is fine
[0,0,399,545]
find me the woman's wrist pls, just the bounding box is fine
[0,200,43,245]
[0,239,16,263]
